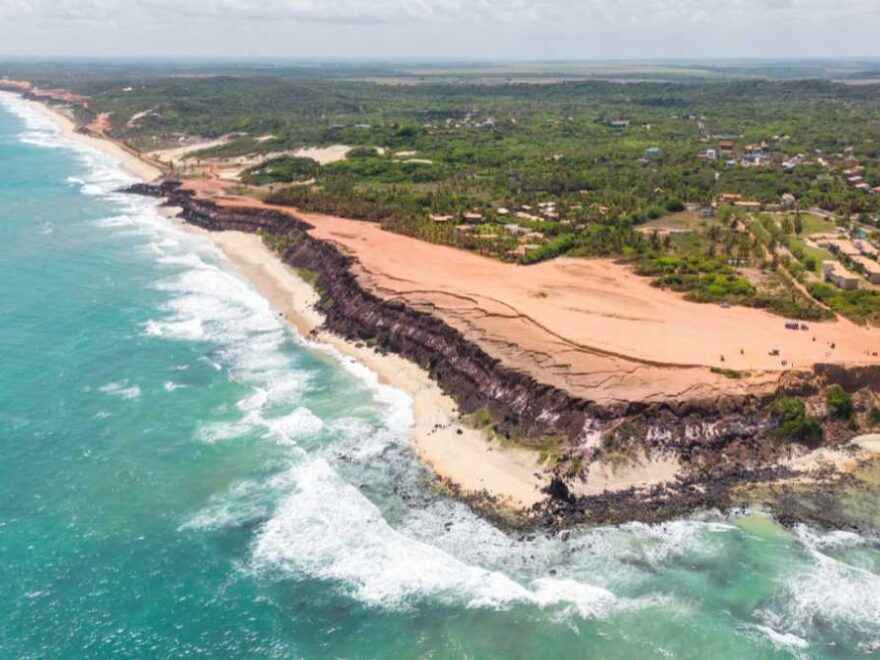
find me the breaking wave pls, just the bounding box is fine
[11,87,879,647]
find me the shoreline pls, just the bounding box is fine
[0,91,163,182]
[14,89,880,527]
[7,90,551,512]
[170,217,551,511]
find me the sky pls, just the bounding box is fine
[0,0,878,60]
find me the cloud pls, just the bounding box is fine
[0,0,877,57]
[2,0,878,27]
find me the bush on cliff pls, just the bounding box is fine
[825,385,854,420]
[771,396,823,447]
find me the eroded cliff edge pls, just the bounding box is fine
[128,181,880,528]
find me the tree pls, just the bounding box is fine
[737,239,751,265]
[826,385,853,420]
[794,213,804,235]
[782,215,794,234]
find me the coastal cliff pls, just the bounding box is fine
[128,181,880,526]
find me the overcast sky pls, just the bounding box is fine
[1,0,878,60]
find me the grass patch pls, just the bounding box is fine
[799,213,838,236]
[787,236,833,272]
[295,267,319,287]
[711,367,748,379]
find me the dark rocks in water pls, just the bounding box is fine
[544,477,575,506]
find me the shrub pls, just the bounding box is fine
[242,156,318,185]
[869,407,880,426]
[826,385,854,420]
[347,146,380,159]
[771,396,823,446]
[666,199,686,213]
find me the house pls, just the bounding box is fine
[823,261,860,290]
[429,214,453,223]
[496,207,510,216]
[717,193,743,205]
[504,224,528,235]
[781,193,796,209]
[515,211,542,222]
[463,212,483,223]
[644,147,664,160]
[856,183,871,191]
[854,240,879,258]
[700,207,716,218]
[820,239,861,258]
[734,200,762,211]
[609,119,630,129]
[718,140,736,153]
[853,256,880,284]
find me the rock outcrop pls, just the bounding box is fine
[128,181,880,525]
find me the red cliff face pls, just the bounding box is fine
[127,182,880,527]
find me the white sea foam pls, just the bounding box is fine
[99,381,141,400]
[747,624,810,654]
[6,88,693,629]
[248,459,675,619]
[754,524,880,650]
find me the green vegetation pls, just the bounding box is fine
[634,231,829,319]
[771,396,823,446]
[242,156,318,185]
[12,60,880,321]
[710,367,747,379]
[826,385,854,420]
[809,283,880,325]
[295,267,319,287]
[638,254,755,303]
[870,407,880,426]
[259,229,304,254]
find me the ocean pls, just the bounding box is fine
[1,93,879,659]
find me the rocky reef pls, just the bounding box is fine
[127,181,880,527]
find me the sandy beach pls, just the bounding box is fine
[21,88,880,514]
[10,91,552,511]
[179,224,551,509]
[3,93,164,182]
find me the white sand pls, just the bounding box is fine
[148,136,232,167]
[293,145,353,165]
[13,94,163,182]
[190,228,551,510]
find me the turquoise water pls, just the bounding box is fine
[1,94,879,660]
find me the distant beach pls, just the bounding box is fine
[18,90,552,511]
